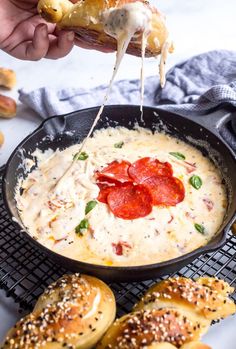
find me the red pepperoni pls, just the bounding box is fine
[96,160,132,183]
[107,183,153,220]
[128,157,173,183]
[142,176,185,206]
[97,183,119,204]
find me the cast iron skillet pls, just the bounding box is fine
[2,105,236,282]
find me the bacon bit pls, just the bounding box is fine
[48,201,56,211]
[168,214,174,224]
[89,227,95,238]
[203,198,214,211]
[172,159,196,174]
[148,218,155,221]
[53,236,68,246]
[48,216,57,228]
[184,161,197,173]
[185,211,196,219]
[48,199,73,211]
[112,241,131,256]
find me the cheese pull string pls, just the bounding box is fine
[53,32,133,194]
[140,30,148,123]
[159,37,171,88]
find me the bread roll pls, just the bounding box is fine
[0,94,17,118]
[232,223,236,235]
[2,274,116,349]
[38,0,173,57]
[0,68,16,89]
[0,131,4,146]
[134,277,236,322]
[96,308,203,349]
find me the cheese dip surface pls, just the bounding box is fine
[16,127,226,266]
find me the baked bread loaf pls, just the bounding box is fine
[0,68,16,89]
[0,94,17,118]
[96,308,205,349]
[2,274,116,349]
[38,0,173,58]
[134,277,236,322]
[0,131,4,147]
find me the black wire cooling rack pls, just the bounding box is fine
[0,167,235,317]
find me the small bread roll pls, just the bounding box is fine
[2,274,116,349]
[0,68,16,89]
[232,223,236,235]
[0,131,4,146]
[38,0,173,57]
[134,277,236,325]
[0,94,17,118]
[96,308,203,349]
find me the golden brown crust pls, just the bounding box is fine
[96,308,203,349]
[38,0,172,57]
[0,131,4,146]
[0,94,17,118]
[232,223,236,235]
[2,274,116,349]
[0,68,16,89]
[134,277,236,321]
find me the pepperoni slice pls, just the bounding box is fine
[97,183,119,204]
[107,183,153,220]
[128,157,173,183]
[96,160,132,183]
[142,176,185,206]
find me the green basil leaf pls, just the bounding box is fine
[85,200,97,215]
[169,152,186,160]
[73,152,89,161]
[75,219,89,235]
[194,223,205,235]
[114,141,124,149]
[189,175,202,190]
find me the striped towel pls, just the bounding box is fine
[19,50,236,150]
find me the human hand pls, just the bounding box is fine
[0,0,75,60]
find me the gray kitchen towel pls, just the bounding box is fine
[19,50,236,149]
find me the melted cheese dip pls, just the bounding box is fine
[16,127,226,266]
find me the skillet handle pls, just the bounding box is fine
[182,109,232,135]
[183,109,236,151]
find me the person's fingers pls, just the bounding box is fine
[46,31,74,59]
[8,23,50,60]
[26,23,50,60]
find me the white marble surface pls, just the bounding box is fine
[0,0,236,346]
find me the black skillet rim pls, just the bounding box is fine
[2,105,236,275]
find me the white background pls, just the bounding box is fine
[0,0,236,345]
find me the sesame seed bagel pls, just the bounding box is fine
[2,274,116,349]
[37,0,173,57]
[96,308,203,349]
[134,277,236,322]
